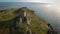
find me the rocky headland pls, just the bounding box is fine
[0,7,57,34]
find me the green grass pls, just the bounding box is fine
[26,11,48,34]
[18,10,48,34]
[0,8,48,34]
[0,9,19,22]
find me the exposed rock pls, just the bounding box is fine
[0,7,54,34]
[47,24,57,34]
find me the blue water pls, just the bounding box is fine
[0,2,60,34]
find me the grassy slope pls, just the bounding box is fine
[0,8,48,34]
[27,11,48,34]
[0,8,19,22]
[0,8,19,34]
[18,8,48,34]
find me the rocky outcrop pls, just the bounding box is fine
[0,7,56,34]
[47,24,57,34]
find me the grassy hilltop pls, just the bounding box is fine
[0,7,48,34]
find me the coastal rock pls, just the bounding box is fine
[0,7,50,34]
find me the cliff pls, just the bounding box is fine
[0,7,48,34]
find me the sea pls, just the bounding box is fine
[0,2,60,34]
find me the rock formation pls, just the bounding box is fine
[0,7,56,34]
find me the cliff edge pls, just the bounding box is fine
[0,7,49,34]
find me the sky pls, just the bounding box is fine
[0,0,60,6]
[0,0,52,2]
[0,0,57,3]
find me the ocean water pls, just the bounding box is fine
[0,2,60,34]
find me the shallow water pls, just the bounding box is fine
[0,2,60,34]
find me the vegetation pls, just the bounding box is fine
[0,8,19,22]
[0,7,48,34]
[25,10,48,34]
